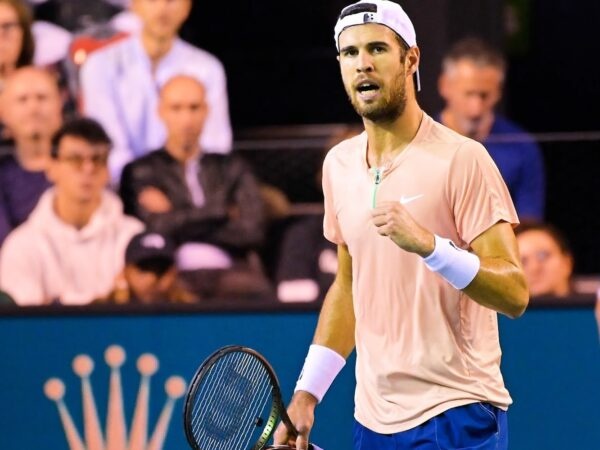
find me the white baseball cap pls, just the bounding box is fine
[334,0,421,91]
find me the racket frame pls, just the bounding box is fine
[183,345,298,450]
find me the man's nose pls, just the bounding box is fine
[466,96,486,118]
[356,52,374,72]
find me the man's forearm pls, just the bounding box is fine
[463,258,529,318]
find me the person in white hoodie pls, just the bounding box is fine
[0,117,143,305]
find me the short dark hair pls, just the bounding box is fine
[515,222,573,256]
[51,117,112,158]
[442,36,506,74]
[1,0,35,67]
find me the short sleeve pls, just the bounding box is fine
[447,140,519,245]
[321,152,345,245]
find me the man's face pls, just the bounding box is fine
[132,0,191,40]
[47,136,110,204]
[125,262,177,304]
[0,2,23,69]
[1,69,62,142]
[159,76,207,155]
[517,230,573,297]
[338,24,413,123]
[438,59,503,138]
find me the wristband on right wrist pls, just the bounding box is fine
[294,344,346,403]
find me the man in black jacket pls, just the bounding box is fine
[119,75,272,300]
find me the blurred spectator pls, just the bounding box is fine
[0,117,143,305]
[0,66,61,245]
[0,1,76,120]
[80,0,232,183]
[276,213,337,303]
[26,0,124,32]
[0,0,34,89]
[96,230,197,304]
[0,0,35,142]
[516,223,574,298]
[120,75,272,300]
[438,36,545,223]
[275,125,362,303]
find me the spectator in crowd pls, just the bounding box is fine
[438,37,545,223]
[80,0,232,183]
[276,213,337,303]
[0,0,34,91]
[516,223,574,298]
[119,75,272,300]
[0,0,35,142]
[0,117,144,305]
[96,230,197,304]
[0,66,62,245]
[275,125,363,303]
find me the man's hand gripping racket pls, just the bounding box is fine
[183,345,322,450]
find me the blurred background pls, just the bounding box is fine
[1,1,599,449]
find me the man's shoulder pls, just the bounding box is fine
[491,114,528,134]
[489,115,540,149]
[83,35,135,65]
[125,149,172,170]
[201,152,248,172]
[325,132,365,165]
[427,115,472,146]
[1,216,42,255]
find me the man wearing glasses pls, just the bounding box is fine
[0,117,144,305]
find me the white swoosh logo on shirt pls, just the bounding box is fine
[400,194,424,205]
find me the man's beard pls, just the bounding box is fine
[348,74,408,123]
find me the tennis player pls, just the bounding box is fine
[273,1,529,449]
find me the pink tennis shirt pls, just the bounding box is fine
[322,113,519,433]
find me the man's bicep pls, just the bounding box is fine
[470,221,521,266]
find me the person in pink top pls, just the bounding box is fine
[274,1,529,449]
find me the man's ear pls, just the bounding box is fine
[404,47,419,73]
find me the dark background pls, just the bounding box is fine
[37,0,600,273]
[183,0,600,131]
[183,0,600,274]
[184,0,600,274]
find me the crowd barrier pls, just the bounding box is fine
[1,297,598,450]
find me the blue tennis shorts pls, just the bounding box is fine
[353,402,508,449]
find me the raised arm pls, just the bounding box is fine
[372,202,528,318]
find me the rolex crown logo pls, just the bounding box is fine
[44,344,187,450]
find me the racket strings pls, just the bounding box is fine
[193,352,255,448]
[189,351,276,450]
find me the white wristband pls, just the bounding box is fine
[423,234,480,290]
[294,344,346,403]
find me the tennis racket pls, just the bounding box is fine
[183,345,321,450]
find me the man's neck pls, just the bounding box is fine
[165,139,201,165]
[140,30,175,69]
[15,138,52,172]
[364,101,424,168]
[53,194,101,230]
